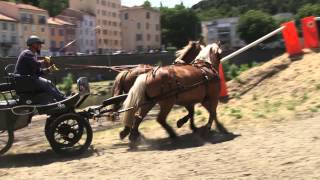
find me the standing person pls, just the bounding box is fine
[14,35,65,102]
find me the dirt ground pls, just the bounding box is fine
[1,51,320,179]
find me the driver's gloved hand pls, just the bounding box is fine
[48,64,59,72]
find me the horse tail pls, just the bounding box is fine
[112,71,128,96]
[122,73,148,128]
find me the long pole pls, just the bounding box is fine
[221,26,285,62]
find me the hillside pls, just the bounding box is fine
[192,0,320,19]
[1,50,320,179]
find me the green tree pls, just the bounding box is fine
[4,0,67,16]
[142,0,151,8]
[237,10,278,44]
[296,3,320,19]
[161,5,201,48]
[39,0,68,16]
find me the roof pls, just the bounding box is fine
[0,13,17,22]
[48,17,75,26]
[120,6,160,13]
[17,4,47,12]
[0,1,47,12]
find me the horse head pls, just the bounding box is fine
[195,42,222,71]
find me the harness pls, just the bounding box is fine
[146,62,220,102]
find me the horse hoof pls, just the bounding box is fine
[191,127,198,133]
[129,131,140,142]
[169,133,177,139]
[119,127,130,140]
[176,120,184,128]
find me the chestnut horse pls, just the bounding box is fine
[121,43,229,142]
[111,41,204,134]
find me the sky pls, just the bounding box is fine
[121,0,202,8]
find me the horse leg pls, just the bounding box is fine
[176,105,197,132]
[176,105,193,128]
[187,105,197,132]
[201,100,228,133]
[158,103,177,138]
[129,103,155,142]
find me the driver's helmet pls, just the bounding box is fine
[26,35,44,46]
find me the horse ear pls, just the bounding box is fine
[198,37,206,46]
[216,40,221,47]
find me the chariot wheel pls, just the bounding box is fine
[46,113,92,156]
[0,129,14,155]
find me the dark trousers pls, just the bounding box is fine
[35,77,65,101]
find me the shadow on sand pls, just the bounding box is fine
[113,127,240,152]
[0,147,95,168]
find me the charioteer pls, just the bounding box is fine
[14,35,65,102]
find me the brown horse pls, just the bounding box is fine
[121,43,229,142]
[111,41,204,133]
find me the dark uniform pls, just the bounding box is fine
[14,37,65,102]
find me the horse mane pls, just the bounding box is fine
[195,43,222,64]
[175,42,193,59]
[111,70,128,96]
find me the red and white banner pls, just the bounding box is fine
[301,16,319,48]
[282,21,303,56]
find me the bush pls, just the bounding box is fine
[222,61,260,81]
[58,73,74,95]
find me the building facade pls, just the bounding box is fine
[69,0,122,53]
[0,1,49,55]
[120,6,161,52]
[0,13,19,57]
[59,8,96,54]
[202,17,245,50]
[48,17,77,56]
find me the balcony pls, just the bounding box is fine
[21,17,34,24]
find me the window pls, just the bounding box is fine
[11,36,16,43]
[101,0,106,6]
[124,13,128,20]
[146,23,149,30]
[2,22,7,30]
[136,34,143,41]
[103,20,107,25]
[137,22,141,29]
[91,40,94,46]
[89,21,93,26]
[104,39,108,44]
[155,35,160,42]
[114,40,118,45]
[156,24,160,31]
[112,22,117,26]
[51,28,55,36]
[2,35,6,42]
[11,24,15,31]
[111,3,115,8]
[24,25,28,31]
[102,10,106,15]
[51,40,56,48]
[41,27,45,32]
[59,29,64,36]
[96,0,100,4]
[38,15,46,24]
[86,40,89,45]
[147,34,151,41]
[146,12,150,19]
[60,41,64,48]
[103,30,107,35]
[31,25,36,32]
[112,12,116,17]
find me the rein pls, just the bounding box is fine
[62,64,140,72]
